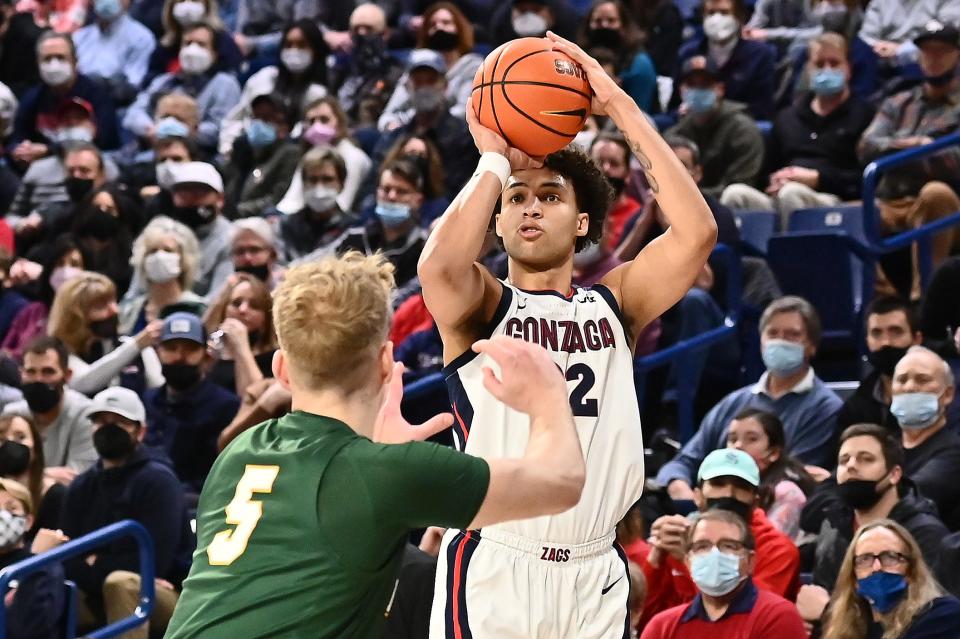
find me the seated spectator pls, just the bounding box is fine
[488,0,579,45]
[0,249,29,343]
[858,0,960,67]
[203,272,277,396]
[147,0,243,85]
[126,121,199,206]
[628,0,683,78]
[278,147,356,262]
[590,132,643,248]
[231,0,319,60]
[656,296,843,498]
[2,336,96,482]
[857,22,960,300]
[837,296,921,433]
[820,520,960,639]
[721,33,875,224]
[0,1,42,97]
[15,0,87,32]
[143,312,240,495]
[890,346,960,530]
[333,3,405,128]
[572,216,623,288]
[223,94,303,218]
[48,272,164,397]
[741,0,819,54]
[666,59,764,200]
[361,133,450,224]
[641,508,806,639]
[0,414,65,538]
[642,450,801,625]
[71,185,140,295]
[229,217,282,288]
[920,255,960,358]
[214,376,289,451]
[10,32,119,160]
[379,3,482,131]
[51,386,190,637]
[676,0,776,120]
[0,478,64,639]
[124,22,242,153]
[116,91,202,182]
[726,408,816,540]
[810,0,879,101]
[275,95,372,215]
[72,0,157,105]
[796,424,952,628]
[578,0,656,112]
[219,19,328,156]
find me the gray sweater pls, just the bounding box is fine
[3,388,97,472]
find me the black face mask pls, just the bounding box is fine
[838,478,888,510]
[923,68,957,87]
[0,440,31,476]
[80,207,121,240]
[89,314,119,340]
[426,29,459,52]
[588,27,623,50]
[21,382,63,414]
[607,175,626,197]
[352,33,386,72]
[162,362,202,391]
[235,263,270,282]
[867,345,908,378]
[705,496,754,524]
[171,204,216,230]
[93,422,137,461]
[65,177,95,203]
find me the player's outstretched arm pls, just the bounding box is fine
[549,32,718,342]
[466,336,586,529]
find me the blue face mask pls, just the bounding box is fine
[890,392,942,430]
[94,0,122,20]
[246,119,277,148]
[684,88,717,115]
[812,68,846,96]
[762,339,806,376]
[690,547,743,596]
[857,571,908,614]
[155,116,190,139]
[375,201,412,228]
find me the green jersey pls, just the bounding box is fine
[165,410,489,638]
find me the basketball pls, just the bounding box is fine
[472,37,592,157]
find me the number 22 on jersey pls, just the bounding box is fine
[207,465,280,566]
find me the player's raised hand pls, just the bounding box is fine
[373,362,454,444]
[465,96,543,171]
[472,336,568,417]
[545,31,622,116]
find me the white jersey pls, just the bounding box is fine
[445,281,645,544]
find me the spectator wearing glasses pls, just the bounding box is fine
[229,217,282,288]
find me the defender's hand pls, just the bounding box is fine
[373,362,454,444]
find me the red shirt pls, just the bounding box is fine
[640,579,807,639]
[607,195,642,248]
[389,293,434,348]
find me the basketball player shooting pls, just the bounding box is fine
[419,32,718,638]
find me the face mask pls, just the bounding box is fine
[155,160,178,190]
[280,47,313,73]
[143,249,181,283]
[39,59,73,86]
[690,547,744,596]
[375,201,412,228]
[162,362,202,391]
[890,392,942,430]
[65,176,95,203]
[179,43,213,75]
[155,116,190,139]
[838,478,887,510]
[0,510,26,548]
[172,204,216,230]
[55,126,94,144]
[705,496,753,524]
[607,175,626,196]
[812,68,846,96]
[235,263,270,282]
[410,87,446,114]
[94,0,122,21]
[352,33,386,72]
[81,207,121,240]
[89,314,118,339]
[684,87,718,115]
[761,339,806,376]
[172,0,205,25]
[49,265,82,291]
[573,241,604,269]
[93,422,137,460]
[703,12,739,42]
[867,345,907,378]
[246,119,277,148]
[857,571,908,614]
[22,381,63,414]
[588,27,622,49]
[513,11,548,37]
[426,29,459,52]
[305,185,338,213]
[303,122,336,147]
[0,440,31,476]
[923,69,956,87]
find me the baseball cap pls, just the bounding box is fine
[407,48,447,74]
[168,161,224,194]
[160,311,206,346]
[697,449,761,487]
[681,56,721,82]
[57,96,95,119]
[914,20,960,48]
[89,386,146,423]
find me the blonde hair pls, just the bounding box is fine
[130,215,200,291]
[0,478,33,516]
[155,93,200,129]
[823,519,944,639]
[48,271,117,356]
[160,0,223,47]
[203,273,278,353]
[810,32,849,61]
[272,252,394,392]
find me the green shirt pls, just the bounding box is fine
[165,411,490,638]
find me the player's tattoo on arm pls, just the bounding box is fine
[625,136,659,194]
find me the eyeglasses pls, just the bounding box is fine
[854,551,910,570]
[232,246,268,258]
[689,539,747,555]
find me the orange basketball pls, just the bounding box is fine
[471,38,592,157]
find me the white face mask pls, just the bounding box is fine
[573,241,604,269]
[55,126,94,143]
[280,48,313,73]
[703,12,739,42]
[155,160,179,190]
[305,185,339,213]
[143,249,182,283]
[172,0,205,26]
[39,58,73,86]
[512,11,548,36]
[179,43,213,75]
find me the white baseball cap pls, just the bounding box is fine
[169,161,224,194]
[89,386,146,424]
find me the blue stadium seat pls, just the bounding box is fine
[733,211,778,255]
[787,204,865,242]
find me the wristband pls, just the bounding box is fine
[473,152,511,191]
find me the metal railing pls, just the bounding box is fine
[0,520,155,639]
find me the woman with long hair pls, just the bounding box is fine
[70,185,141,296]
[0,414,65,539]
[375,133,449,226]
[147,0,243,83]
[823,519,960,639]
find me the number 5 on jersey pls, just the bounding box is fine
[207,465,280,566]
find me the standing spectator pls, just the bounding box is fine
[232,0,318,61]
[2,336,97,482]
[0,414,65,539]
[143,312,239,496]
[0,0,42,98]
[627,0,683,78]
[147,0,243,84]
[229,217,282,287]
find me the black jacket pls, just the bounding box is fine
[0,546,64,639]
[905,427,960,531]
[836,368,899,434]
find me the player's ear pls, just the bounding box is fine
[272,350,292,391]
[575,212,590,237]
[379,341,394,385]
[494,212,504,239]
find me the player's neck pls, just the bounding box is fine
[507,257,574,294]
[290,389,380,439]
